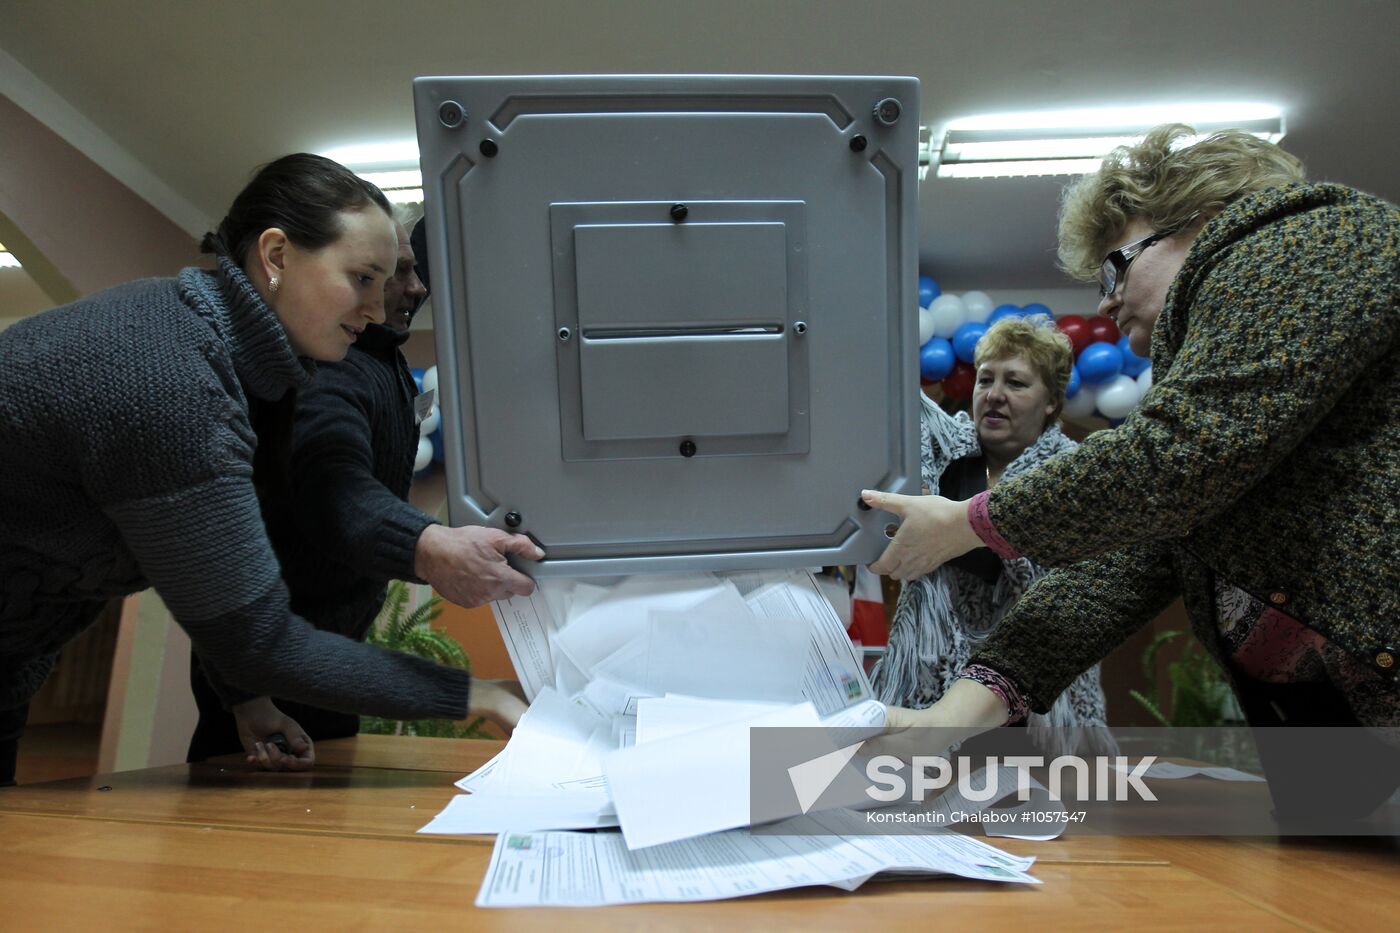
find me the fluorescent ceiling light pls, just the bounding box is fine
[358,169,423,190]
[319,139,420,172]
[0,241,19,269]
[938,159,1108,179]
[935,103,1285,179]
[318,142,424,202]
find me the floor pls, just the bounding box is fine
[14,722,101,785]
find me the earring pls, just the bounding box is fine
[269,276,280,294]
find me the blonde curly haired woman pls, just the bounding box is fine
[866,125,1399,823]
[871,317,1115,759]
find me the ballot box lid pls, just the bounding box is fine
[414,74,920,577]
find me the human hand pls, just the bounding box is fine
[231,697,315,771]
[863,680,1009,761]
[469,679,529,733]
[863,491,982,580]
[414,524,544,608]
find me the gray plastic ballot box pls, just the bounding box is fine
[413,74,920,577]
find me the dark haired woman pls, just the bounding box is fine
[0,154,522,785]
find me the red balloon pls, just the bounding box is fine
[1087,316,1121,345]
[1056,315,1092,356]
[941,361,976,400]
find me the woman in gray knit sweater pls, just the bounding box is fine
[0,155,525,784]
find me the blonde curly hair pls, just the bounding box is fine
[974,316,1075,422]
[1057,124,1305,281]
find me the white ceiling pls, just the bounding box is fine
[3,0,1396,290]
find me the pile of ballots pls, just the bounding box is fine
[416,568,1044,906]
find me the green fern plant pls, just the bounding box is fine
[1129,629,1233,728]
[360,580,491,739]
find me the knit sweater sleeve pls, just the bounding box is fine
[985,200,1398,566]
[81,362,469,721]
[288,355,436,583]
[967,541,1181,713]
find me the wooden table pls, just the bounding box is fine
[1,736,1395,930]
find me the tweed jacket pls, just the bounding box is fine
[969,183,1400,712]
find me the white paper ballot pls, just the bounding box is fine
[419,792,617,835]
[552,573,739,678]
[633,610,809,702]
[820,698,888,734]
[456,749,505,793]
[602,702,826,850]
[635,695,791,746]
[490,591,562,701]
[492,568,872,712]
[491,687,608,792]
[475,816,1038,908]
[738,569,871,715]
[465,568,884,843]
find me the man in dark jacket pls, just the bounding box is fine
[188,219,540,761]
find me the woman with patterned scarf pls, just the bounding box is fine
[871,317,1117,759]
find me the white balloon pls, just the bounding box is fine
[414,436,433,472]
[927,293,967,339]
[917,306,936,345]
[962,291,994,323]
[1094,374,1141,419]
[420,405,441,436]
[1136,365,1153,394]
[423,365,438,394]
[1062,386,1099,422]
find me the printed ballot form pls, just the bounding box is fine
[424,571,885,835]
[420,568,1048,904]
[491,568,869,715]
[476,812,1039,908]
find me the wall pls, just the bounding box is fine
[0,265,55,328]
[0,93,201,305]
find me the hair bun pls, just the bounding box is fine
[199,230,228,256]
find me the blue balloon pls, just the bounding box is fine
[918,274,940,308]
[1022,302,1052,320]
[952,321,987,364]
[1077,341,1124,384]
[919,337,955,381]
[410,367,426,392]
[1118,335,1149,377]
[430,427,445,464]
[987,304,1022,327]
[1066,364,1082,399]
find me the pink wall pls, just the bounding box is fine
[0,93,201,300]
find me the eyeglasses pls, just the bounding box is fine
[1097,211,1206,299]
[1097,228,1176,299]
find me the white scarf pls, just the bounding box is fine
[870,394,1119,758]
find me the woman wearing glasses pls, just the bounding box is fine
[864,124,1399,819]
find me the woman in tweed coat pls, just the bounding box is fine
[864,125,1399,818]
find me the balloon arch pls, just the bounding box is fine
[916,275,1152,423]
